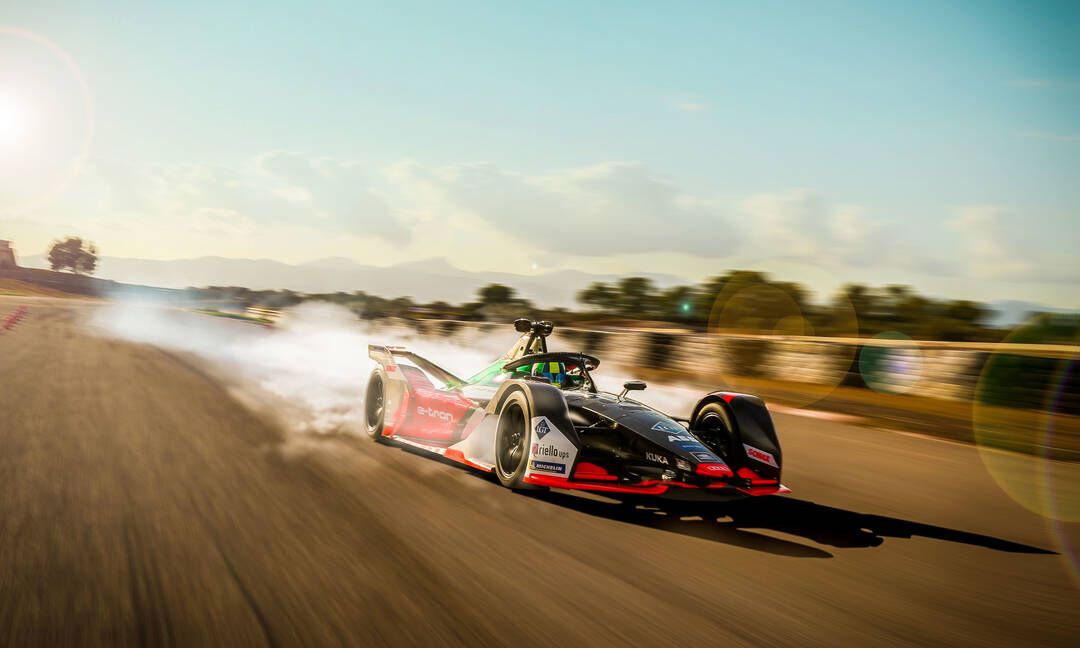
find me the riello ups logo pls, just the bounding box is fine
[531,442,570,461]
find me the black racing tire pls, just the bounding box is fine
[692,402,737,462]
[494,392,532,489]
[364,371,390,443]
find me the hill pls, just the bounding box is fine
[19,254,684,307]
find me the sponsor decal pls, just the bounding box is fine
[743,444,779,468]
[676,459,691,472]
[690,451,719,462]
[528,460,566,474]
[526,417,578,480]
[531,442,570,461]
[698,463,731,475]
[417,406,454,421]
[535,418,551,439]
[651,420,684,434]
[645,451,669,465]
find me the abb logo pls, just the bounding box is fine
[417,406,454,422]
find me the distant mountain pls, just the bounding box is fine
[19,254,684,307]
[986,300,1075,328]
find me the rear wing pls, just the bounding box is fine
[368,344,466,387]
[368,344,409,366]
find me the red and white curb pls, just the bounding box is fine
[2,305,27,330]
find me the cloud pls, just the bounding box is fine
[387,160,734,256]
[674,101,706,113]
[190,207,255,236]
[79,153,411,244]
[741,189,826,257]
[949,206,1034,280]
[1011,79,1080,88]
[737,189,913,268]
[11,150,1073,290]
[1020,130,1080,143]
[665,96,707,113]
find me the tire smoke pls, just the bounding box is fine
[90,301,504,435]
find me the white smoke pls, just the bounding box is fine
[90,300,705,438]
[90,301,505,435]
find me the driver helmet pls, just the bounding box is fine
[531,361,566,387]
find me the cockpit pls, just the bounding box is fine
[512,360,588,390]
[460,319,599,393]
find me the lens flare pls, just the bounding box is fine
[705,260,859,408]
[1048,515,1080,589]
[859,331,923,395]
[0,92,27,144]
[973,315,1080,523]
[0,26,94,209]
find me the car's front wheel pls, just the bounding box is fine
[692,402,737,462]
[494,393,531,488]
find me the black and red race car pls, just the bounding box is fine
[365,319,788,499]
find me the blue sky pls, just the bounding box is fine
[1,1,1078,305]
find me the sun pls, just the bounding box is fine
[0,93,27,144]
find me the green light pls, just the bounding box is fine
[681,303,691,312]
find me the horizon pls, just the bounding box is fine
[1,1,1078,308]
[9,244,1076,321]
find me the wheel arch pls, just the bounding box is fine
[690,392,783,478]
[493,380,579,448]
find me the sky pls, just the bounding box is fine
[0,0,1078,306]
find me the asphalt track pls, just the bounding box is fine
[1,299,1077,647]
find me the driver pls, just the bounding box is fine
[531,361,566,388]
[528,361,587,390]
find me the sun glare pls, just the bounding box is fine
[0,93,27,144]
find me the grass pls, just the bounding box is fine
[0,278,81,299]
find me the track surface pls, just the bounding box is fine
[1,299,1077,647]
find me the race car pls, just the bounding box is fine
[364,319,789,499]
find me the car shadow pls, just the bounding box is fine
[524,489,1057,559]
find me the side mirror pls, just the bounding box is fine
[618,380,647,401]
[514,318,532,333]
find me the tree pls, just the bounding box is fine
[658,285,697,321]
[614,277,656,316]
[478,283,515,305]
[48,237,98,275]
[577,282,618,311]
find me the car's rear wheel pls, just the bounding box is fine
[494,393,531,488]
[365,371,390,442]
[693,402,737,462]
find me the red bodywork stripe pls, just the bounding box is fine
[572,462,618,481]
[695,463,734,477]
[736,466,778,485]
[529,474,786,497]
[525,474,670,494]
[383,389,410,437]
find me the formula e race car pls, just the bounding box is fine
[365,319,788,500]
